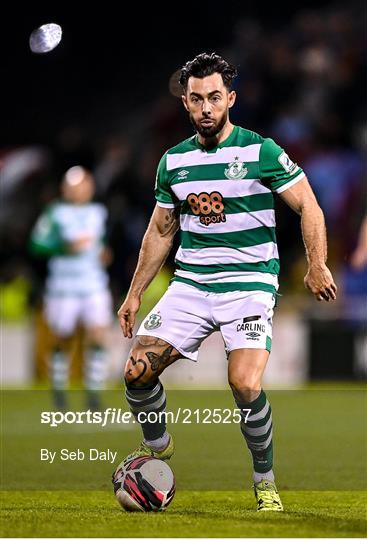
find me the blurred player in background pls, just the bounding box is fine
[344,211,367,319]
[113,53,337,511]
[30,166,112,410]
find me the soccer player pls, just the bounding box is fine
[30,166,112,410]
[113,53,337,511]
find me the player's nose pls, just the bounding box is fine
[201,99,212,114]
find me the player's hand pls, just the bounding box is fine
[67,236,93,253]
[304,264,337,302]
[117,295,141,338]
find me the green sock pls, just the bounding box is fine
[235,389,273,474]
[85,345,107,391]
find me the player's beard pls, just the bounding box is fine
[190,110,228,139]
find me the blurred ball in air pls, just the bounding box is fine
[29,23,62,54]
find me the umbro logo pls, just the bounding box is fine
[178,169,189,180]
[246,332,261,339]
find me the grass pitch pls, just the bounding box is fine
[1,490,366,537]
[1,385,366,537]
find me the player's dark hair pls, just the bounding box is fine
[179,52,237,91]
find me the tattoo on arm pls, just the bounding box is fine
[161,208,180,237]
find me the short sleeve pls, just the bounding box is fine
[259,138,305,193]
[154,153,179,208]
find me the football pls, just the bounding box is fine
[112,456,176,512]
[29,23,62,54]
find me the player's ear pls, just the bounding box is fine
[228,90,236,109]
[181,94,189,111]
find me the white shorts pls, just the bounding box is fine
[44,289,113,337]
[137,281,276,361]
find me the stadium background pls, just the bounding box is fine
[1,1,366,387]
[1,3,366,538]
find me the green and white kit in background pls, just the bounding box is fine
[137,126,305,357]
[31,202,112,336]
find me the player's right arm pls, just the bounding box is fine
[118,204,180,338]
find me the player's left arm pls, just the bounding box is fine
[278,176,338,302]
[29,205,64,257]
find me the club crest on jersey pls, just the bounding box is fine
[144,313,162,330]
[224,158,248,180]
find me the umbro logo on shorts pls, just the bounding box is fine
[245,331,261,339]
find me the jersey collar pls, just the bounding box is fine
[194,125,238,153]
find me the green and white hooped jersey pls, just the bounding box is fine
[30,202,109,296]
[155,126,305,294]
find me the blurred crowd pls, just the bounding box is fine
[1,5,366,323]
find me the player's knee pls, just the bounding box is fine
[123,340,156,387]
[124,359,156,387]
[228,371,261,402]
[124,336,181,387]
[86,327,107,347]
[52,334,73,349]
[86,339,106,351]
